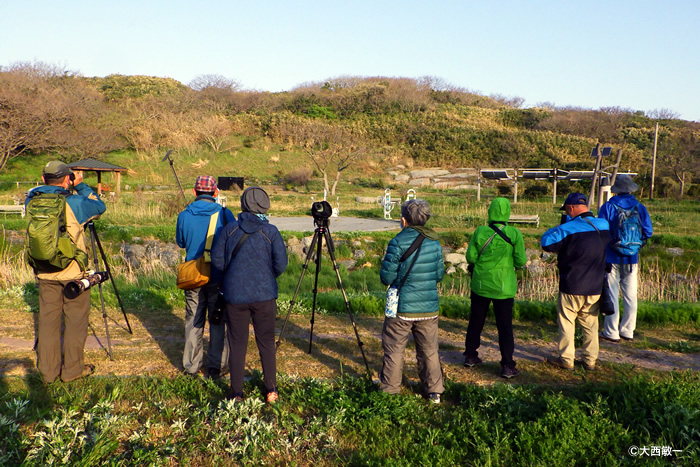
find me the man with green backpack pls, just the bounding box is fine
[25,161,106,383]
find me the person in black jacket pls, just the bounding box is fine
[211,187,288,404]
[541,193,609,371]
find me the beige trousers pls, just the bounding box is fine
[556,292,600,367]
[37,279,91,383]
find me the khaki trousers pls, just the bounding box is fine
[556,292,600,367]
[380,317,444,395]
[37,279,91,383]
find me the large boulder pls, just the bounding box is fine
[445,253,467,265]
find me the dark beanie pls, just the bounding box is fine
[240,187,270,214]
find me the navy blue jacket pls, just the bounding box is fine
[598,194,653,265]
[541,212,610,296]
[211,212,288,305]
[176,196,235,282]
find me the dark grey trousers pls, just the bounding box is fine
[183,282,229,375]
[380,317,444,395]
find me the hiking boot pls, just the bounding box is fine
[599,333,620,343]
[206,368,221,380]
[501,366,520,379]
[61,364,95,382]
[464,356,483,368]
[428,393,441,404]
[620,335,634,342]
[582,362,596,371]
[266,390,279,405]
[545,357,574,371]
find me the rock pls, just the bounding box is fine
[457,263,470,273]
[409,178,431,187]
[445,253,466,265]
[387,171,399,177]
[525,248,539,260]
[121,243,146,269]
[524,259,547,276]
[352,240,362,248]
[339,259,357,270]
[666,247,684,257]
[288,243,306,259]
[456,246,467,254]
[301,236,314,249]
[433,180,465,190]
[394,174,410,183]
[409,169,450,178]
[446,266,457,275]
[541,251,555,262]
[353,249,366,259]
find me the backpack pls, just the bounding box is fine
[611,203,643,256]
[25,192,88,273]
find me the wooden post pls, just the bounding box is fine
[116,171,122,196]
[97,171,103,195]
[588,143,601,209]
[650,122,658,200]
[477,170,481,202]
[513,169,518,204]
[552,168,558,205]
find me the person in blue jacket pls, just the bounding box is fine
[176,175,235,379]
[379,199,445,403]
[541,193,609,371]
[211,187,288,404]
[598,175,653,343]
[25,161,106,383]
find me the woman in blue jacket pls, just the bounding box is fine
[211,187,288,404]
[379,199,445,403]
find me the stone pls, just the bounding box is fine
[409,169,450,178]
[409,178,431,187]
[446,266,457,275]
[353,249,366,259]
[339,259,357,270]
[525,248,539,260]
[394,175,410,183]
[444,253,466,265]
[287,236,300,246]
[666,247,684,257]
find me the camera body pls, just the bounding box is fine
[311,201,332,227]
[64,271,109,299]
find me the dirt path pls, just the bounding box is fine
[1,303,697,386]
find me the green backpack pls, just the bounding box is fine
[25,192,88,273]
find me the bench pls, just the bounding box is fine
[509,214,539,228]
[0,205,26,218]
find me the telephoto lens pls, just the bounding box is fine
[63,272,108,299]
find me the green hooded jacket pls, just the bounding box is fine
[466,198,527,299]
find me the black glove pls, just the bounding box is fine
[605,263,613,274]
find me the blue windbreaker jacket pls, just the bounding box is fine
[176,196,235,281]
[598,194,653,265]
[541,212,610,296]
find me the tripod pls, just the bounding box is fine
[277,217,370,374]
[86,221,132,360]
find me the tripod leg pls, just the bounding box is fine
[323,229,371,375]
[88,224,114,360]
[90,223,132,334]
[276,230,321,347]
[308,231,324,354]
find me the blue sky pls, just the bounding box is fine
[2,1,699,121]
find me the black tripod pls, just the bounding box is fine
[277,217,371,374]
[86,221,132,360]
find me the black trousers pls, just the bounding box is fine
[226,299,277,395]
[464,292,516,368]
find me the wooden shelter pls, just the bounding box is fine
[66,158,127,196]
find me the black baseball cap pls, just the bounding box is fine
[559,192,587,210]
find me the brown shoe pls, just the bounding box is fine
[546,357,574,371]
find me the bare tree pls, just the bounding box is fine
[275,118,366,196]
[188,74,241,92]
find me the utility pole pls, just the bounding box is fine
[650,122,658,200]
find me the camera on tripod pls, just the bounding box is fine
[63,271,109,299]
[311,200,332,227]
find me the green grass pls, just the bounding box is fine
[1,371,697,465]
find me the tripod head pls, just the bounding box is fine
[311,200,332,230]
